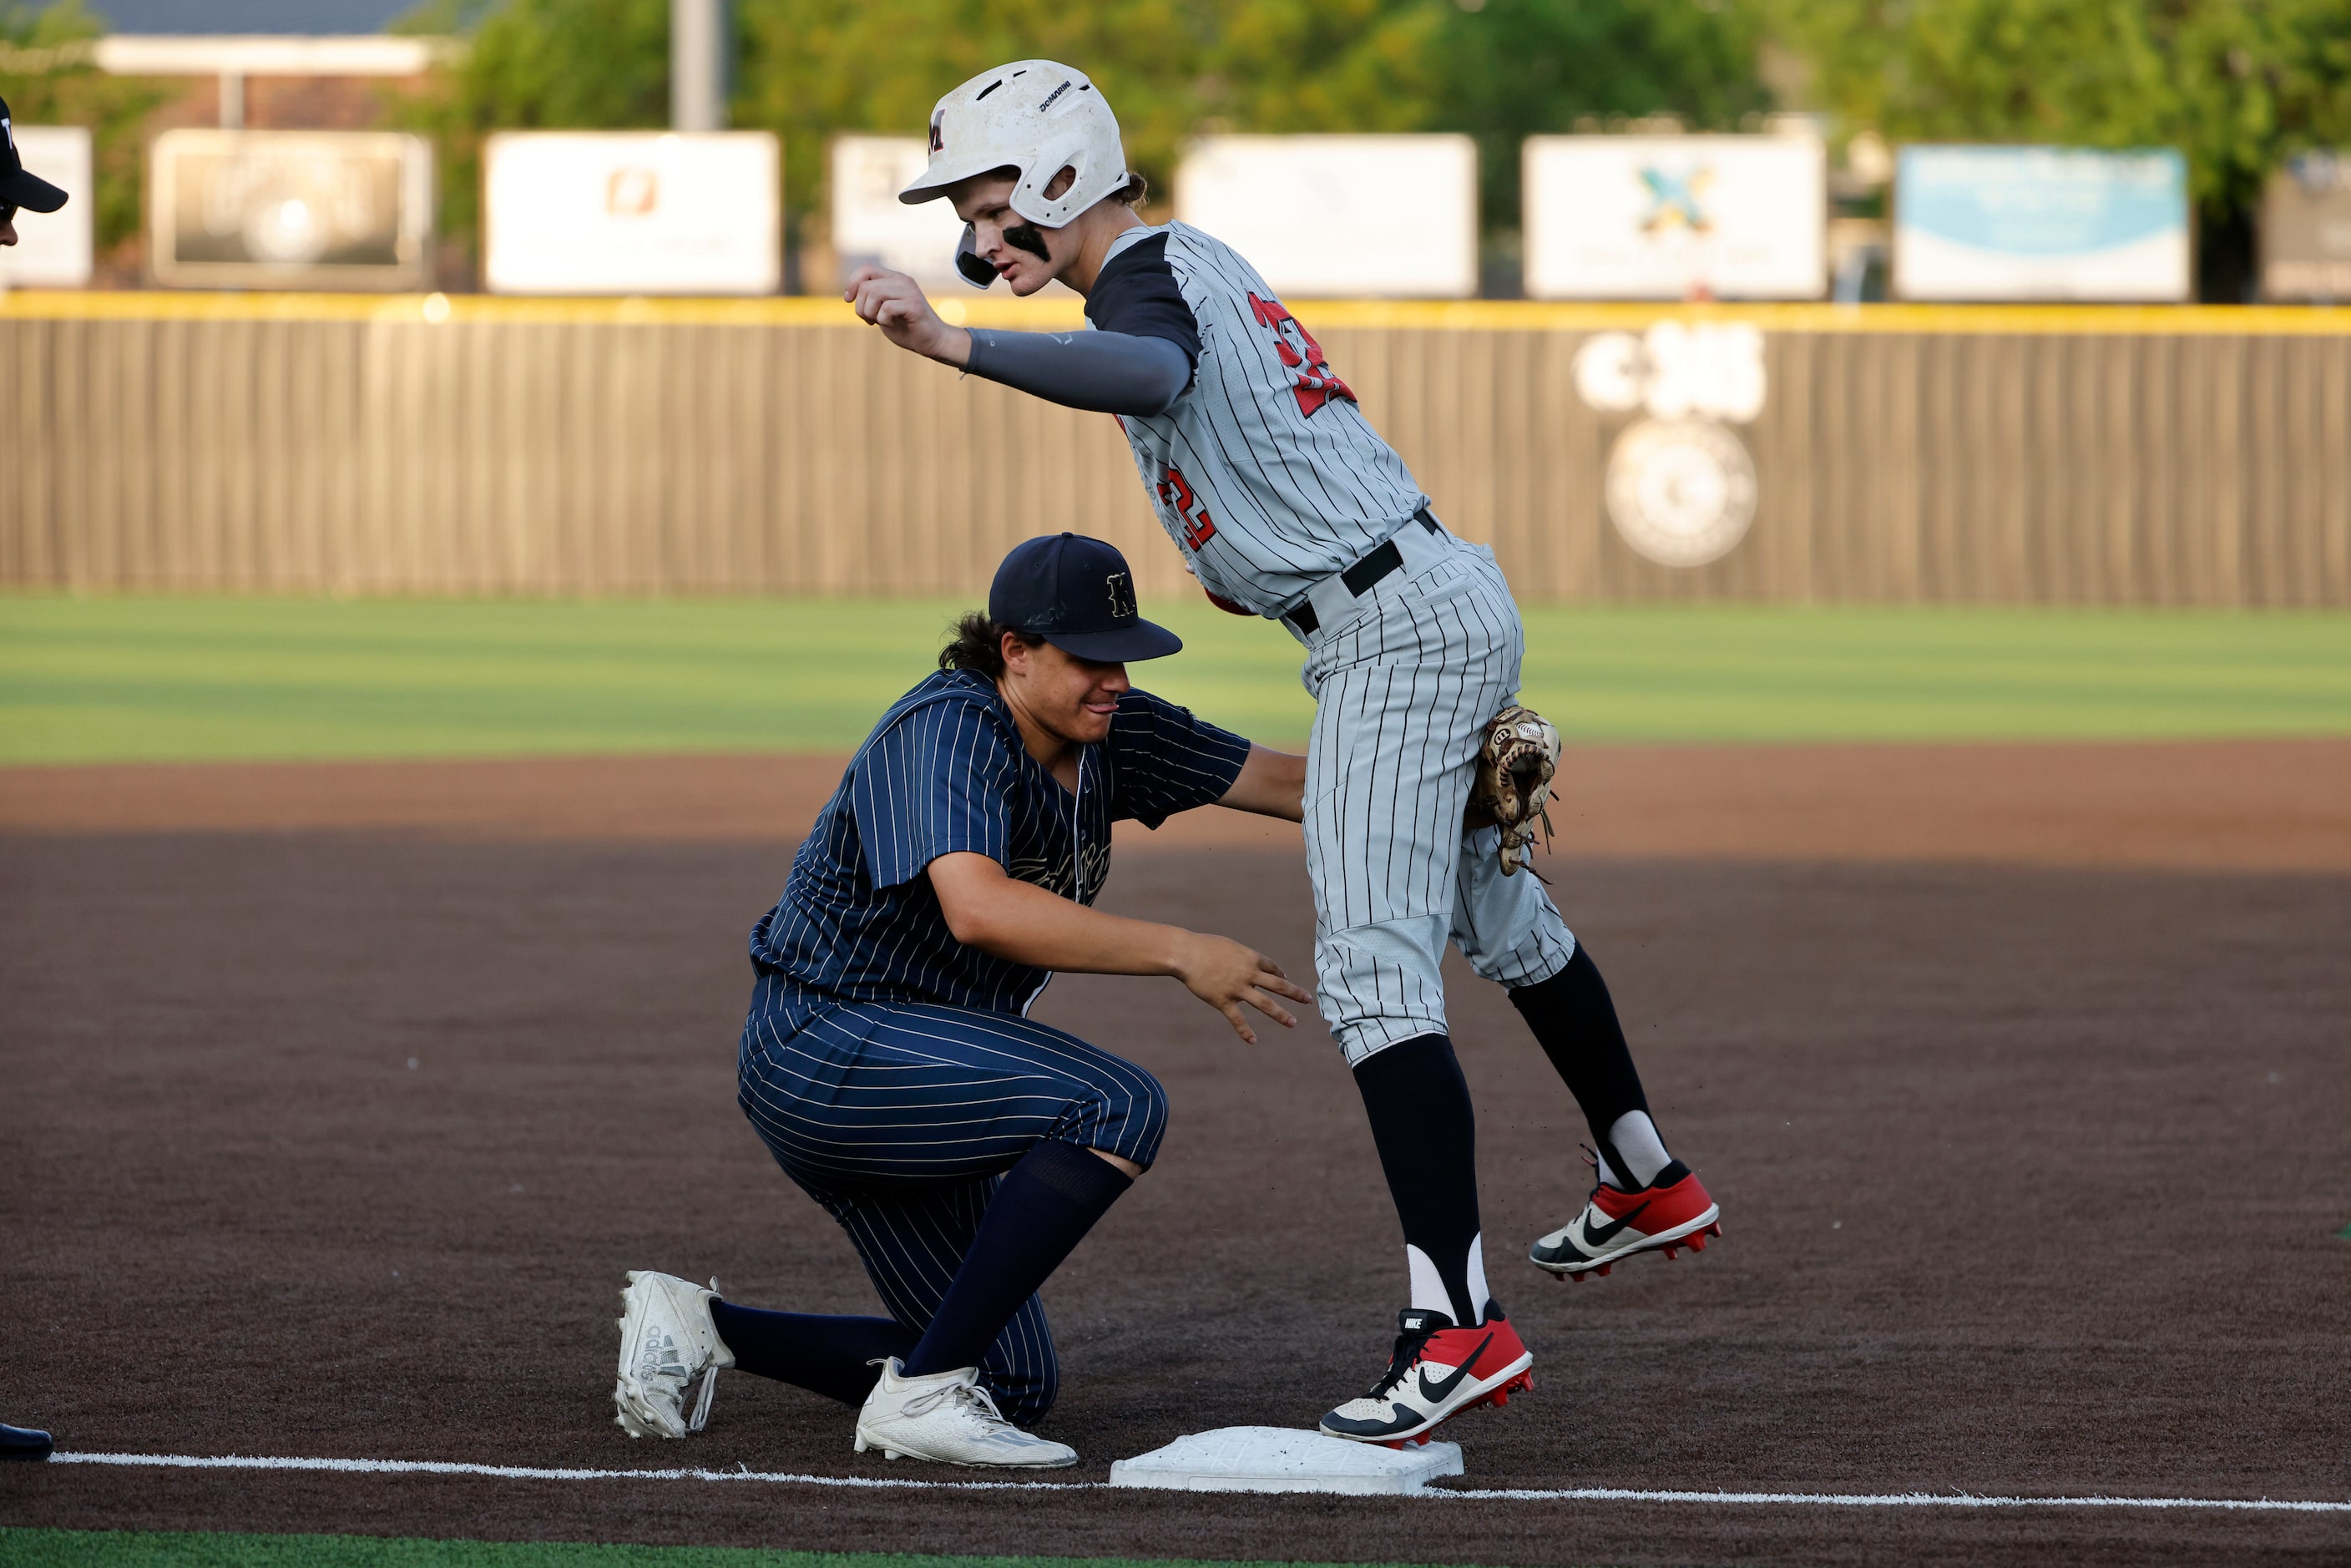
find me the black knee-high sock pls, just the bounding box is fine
[1511,943,1675,1188]
[708,1302,914,1406]
[1352,1034,1485,1327]
[901,1139,1132,1378]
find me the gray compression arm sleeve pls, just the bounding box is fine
[963,328,1193,417]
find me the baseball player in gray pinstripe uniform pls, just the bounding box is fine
[851,62,1724,1446]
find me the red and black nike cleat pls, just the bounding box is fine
[1318,1302,1534,1447]
[1529,1160,1722,1281]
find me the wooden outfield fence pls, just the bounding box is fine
[2,291,2347,606]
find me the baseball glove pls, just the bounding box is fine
[1471,705,1561,877]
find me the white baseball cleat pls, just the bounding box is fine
[853,1358,1077,1469]
[612,1270,734,1439]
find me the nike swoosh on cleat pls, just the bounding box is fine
[1416,1333,1493,1404]
[1580,1200,1651,1249]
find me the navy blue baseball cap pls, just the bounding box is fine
[989,533,1181,662]
[1,97,71,215]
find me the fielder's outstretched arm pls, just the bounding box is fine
[1221,740,1493,835]
[927,850,1311,1044]
[1216,743,1307,822]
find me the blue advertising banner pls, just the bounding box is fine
[1894,146,2191,301]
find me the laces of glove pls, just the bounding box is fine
[1362,1321,1442,1402]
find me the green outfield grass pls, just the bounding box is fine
[0,1533,1475,1568]
[0,594,2344,766]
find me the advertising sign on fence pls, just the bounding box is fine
[1893,145,2190,301]
[483,132,781,296]
[0,126,93,287]
[2261,151,2351,302]
[1175,134,1478,298]
[149,129,433,291]
[830,134,987,292]
[1523,135,1826,301]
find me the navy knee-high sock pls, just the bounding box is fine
[1352,1034,1487,1327]
[901,1139,1132,1379]
[707,1302,914,1407]
[1511,943,1676,1189]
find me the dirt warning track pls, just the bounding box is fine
[1,743,2347,1565]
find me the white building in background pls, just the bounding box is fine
[1522,134,1828,301]
[483,132,781,296]
[1176,134,1479,299]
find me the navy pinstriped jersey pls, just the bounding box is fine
[751,668,1251,1013]
[1087,224,1430,619]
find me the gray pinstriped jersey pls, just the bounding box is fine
[1089,224,1428,618]
[1083,225,1579,1065]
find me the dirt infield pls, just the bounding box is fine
[2,744,2347,1566]
[3,737,2348,870]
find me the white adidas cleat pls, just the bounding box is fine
[612,1270,734,1439]
[853,1358,1077,1469]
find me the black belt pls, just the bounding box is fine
[1284,508,1441,638]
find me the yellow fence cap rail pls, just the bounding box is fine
[2,289,2346,336]
[0,289,1090,330]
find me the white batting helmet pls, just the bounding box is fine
[898,61,1130,228]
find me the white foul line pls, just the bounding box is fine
[46,1450,2351,1513]
[1435,1485,2351,1512]
[50,1452,1074,1493]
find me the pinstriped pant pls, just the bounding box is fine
[736,979,1169,1424]
[1300,540,1580,1065]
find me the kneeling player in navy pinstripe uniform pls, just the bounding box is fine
[613,533,1312,1469]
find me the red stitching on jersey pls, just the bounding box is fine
[1248,291,1357,417]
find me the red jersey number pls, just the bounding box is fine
[1158,464,1216,550]
[1249,292,1357,417]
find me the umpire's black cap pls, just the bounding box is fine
[990,533,1182,663]
[2,96,70,215]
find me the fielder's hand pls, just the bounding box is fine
[844,265,971,367]
[1171,932,1313,1045]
